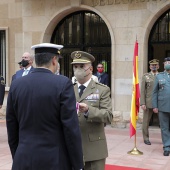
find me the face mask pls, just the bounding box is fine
[74,67,90,81]
[165,64,170,71]
[97,68,104,73]
[55,69,59,75]
[21,59,29,67]
[151,66,157,71]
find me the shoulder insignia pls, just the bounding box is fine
[95,82,108,87]
[1,79,5,85]
[143,73,149,75]
[143,73,149,78]
[143,73,150,79]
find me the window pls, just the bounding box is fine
[0,29,8,86]
[148,9,170,72]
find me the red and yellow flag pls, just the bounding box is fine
[130,41,140,138]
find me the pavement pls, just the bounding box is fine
[0,119,170,170]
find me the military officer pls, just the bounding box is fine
[71,51,113,170]
[140,59,159,145]
[0,75,5,109]
[152,57,170,156]
[6,43,84,170]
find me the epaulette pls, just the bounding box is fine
[95,82,108,87]
[157,72,164,74]
[143,73,150,76]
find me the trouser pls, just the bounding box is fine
[142,108,153,141]
[84,159,105,170]
[159,111,170,151]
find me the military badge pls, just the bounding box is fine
[86,94,99,101]
[75,52,81,58]
[76,102,79,114]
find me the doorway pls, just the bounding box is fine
[148,9,170,126]
[51,11,111,87]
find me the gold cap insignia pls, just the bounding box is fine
[75,52,81,58]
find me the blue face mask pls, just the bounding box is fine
[151,66,157,71]
[165,64,170,71]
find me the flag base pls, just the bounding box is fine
[127,147,143,155]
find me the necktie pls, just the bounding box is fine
[79,85,86,97]
[22,69,29,76]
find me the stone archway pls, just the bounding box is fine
[50,10,112,87]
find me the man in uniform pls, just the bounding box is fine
[6,43,84,170]
[71,51,113,170]
[0,75,5,109]
[140,59,159,145]
[152,57,170,156]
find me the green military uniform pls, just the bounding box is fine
[71,51,113,170]
[74,80,112,161]
[152,71,170,152]
[0,76,5,107]
[140,59,159,144]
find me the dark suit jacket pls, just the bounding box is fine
[12,66,34,81]
[94,72,109,86]
[0,76,5,105]
[6,68,83,170]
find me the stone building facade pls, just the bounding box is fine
[0,0,170,128]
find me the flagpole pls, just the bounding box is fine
[127,133,143,155]
[127,40,143,155]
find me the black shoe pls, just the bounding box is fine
[144,140,151,145]
[163,151,170,156]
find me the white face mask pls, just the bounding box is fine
[74,67,90,81]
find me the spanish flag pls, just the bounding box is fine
[130,41,140,138]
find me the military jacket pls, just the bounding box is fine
[140,72,156,108]
[152,72,170,112]
[74,79,113,162]
[0,76,5,105]
[6,68,83,170]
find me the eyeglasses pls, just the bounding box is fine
[97,67,103,68]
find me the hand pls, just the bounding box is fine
[79,103,88,113]
[153,108,158,113]
[141,105,146,110]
